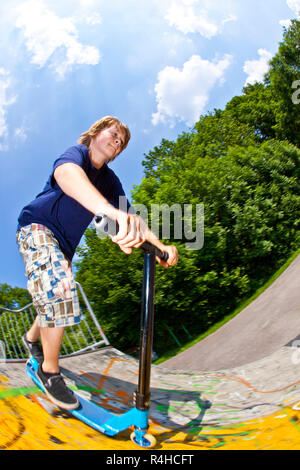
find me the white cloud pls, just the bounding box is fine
[279,19,292,28]
[77,0,101,7]
[165,0,237,38]
[85,13,102,25]
[0,68,17,150]
[15,0,101,79]
[280,0,300,28]
[243,49,273,86]
[286,0,300,15]
[162,31,194,57]
[152,54,232,127]
[14,126,28,143]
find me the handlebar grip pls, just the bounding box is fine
[94,215,169,262]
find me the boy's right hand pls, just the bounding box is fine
[111,212,147,254]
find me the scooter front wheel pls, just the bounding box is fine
[130,431,157,449]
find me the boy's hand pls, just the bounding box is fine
[111,212,146,253]
[156,244,178,268]
[110,212,179,268]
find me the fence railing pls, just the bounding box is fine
[0,281,109,362]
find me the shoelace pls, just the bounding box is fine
[46,374,68,389]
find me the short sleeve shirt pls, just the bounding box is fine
[17,144,131,260]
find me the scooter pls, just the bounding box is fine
[26,215,169,449]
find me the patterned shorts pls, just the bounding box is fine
[16,224,81,328]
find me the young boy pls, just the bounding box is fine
[17,116,178,410]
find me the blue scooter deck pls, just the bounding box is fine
[25,357,149,437]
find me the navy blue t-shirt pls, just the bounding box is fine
[17,144,131,260]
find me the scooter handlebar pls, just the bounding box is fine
[94,215,169,262]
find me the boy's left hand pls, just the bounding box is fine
[118,241,178,268]
[156,244,178,268]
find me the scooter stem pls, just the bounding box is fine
[135,252,156,411]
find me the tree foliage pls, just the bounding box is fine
[77,139,299,354]
[225,19,300,146]
[75,20,300,355]
[0,283,31,309]
[267,19,300,146]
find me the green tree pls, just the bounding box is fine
[225,19,300,147]
[74,20,300,355]
[267,19,300,146]
[75,140,300,355]
[225,83,277,142]
[0,283,31,309]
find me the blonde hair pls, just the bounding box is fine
[78,116,131,158]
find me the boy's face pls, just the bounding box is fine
[91,124,126,165]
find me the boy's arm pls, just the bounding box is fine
[54,161,142,234]
[54,162,178,267]
[54,162,116,218]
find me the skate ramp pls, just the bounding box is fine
[1,255,300,450]
[163,254,300,371]
[1,345,300,450]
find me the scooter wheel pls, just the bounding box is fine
[130,431,157,449]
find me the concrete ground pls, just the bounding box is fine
[163,255,300,371]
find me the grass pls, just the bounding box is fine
[154,247,300,365]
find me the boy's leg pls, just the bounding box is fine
[17,224,80,409]
[22,316,44,363]
[26,316,40,343]
[24,318,65,374]
[37,325,79,410]
[40,326,64,374]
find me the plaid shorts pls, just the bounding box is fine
[16,224,81,328]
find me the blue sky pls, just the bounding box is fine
[0,0,299,289]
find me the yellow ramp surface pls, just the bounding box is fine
[1,255,300,450]
[1,345,300,450]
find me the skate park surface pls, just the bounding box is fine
[1,254,300,450]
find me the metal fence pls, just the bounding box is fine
[0,281,109,362]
